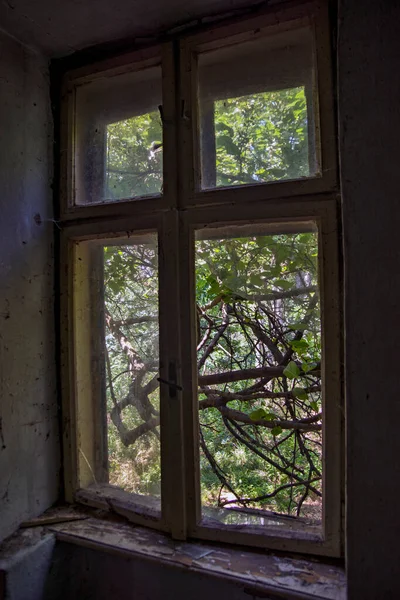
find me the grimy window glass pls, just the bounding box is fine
[195,223,322,537]
[75,233,161,516]
[75,66,162,205]
[198,27,318,189]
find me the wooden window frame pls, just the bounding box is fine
[178,197,342,557]
[179,0,336,207]
[59,43,178,220]
[59,0,342,558]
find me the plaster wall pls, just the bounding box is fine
[339,1,400,597]
[0,30,59,543]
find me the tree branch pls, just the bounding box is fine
[198,364,320,386]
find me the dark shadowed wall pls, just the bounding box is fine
[339,0,400,598]
[0,30,59,543]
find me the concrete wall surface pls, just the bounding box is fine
[0,30,59,543]
[339,0,400,598]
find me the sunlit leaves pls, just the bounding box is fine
[290,339,309,353]
[292,387,308,400]
[213,87,308,187]
[106,111,162,199]
[250,408,276,421]
[104,88,323,516]
[283,361,301,379]
[271,426,283,436]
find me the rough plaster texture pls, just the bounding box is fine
[0,0,263,57]
[0,30,59,543]
[339,1,400,598]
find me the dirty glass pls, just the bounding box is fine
[198,27,318,189]
[75,66,162,204]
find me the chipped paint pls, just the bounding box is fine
[47,507,346,599]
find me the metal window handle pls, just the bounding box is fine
[158,362,182,398]
[157,377,183,392]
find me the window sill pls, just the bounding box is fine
[37,506,346,600]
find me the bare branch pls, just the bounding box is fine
[198,364,320,386]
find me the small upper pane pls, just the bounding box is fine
[74,66,162,205]
[198,26,318,190]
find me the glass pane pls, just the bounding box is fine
[95,234,161,512]
[195,224,322,536]
[105,113,162,199]
[75,66,162,204]
[198,27,318,189]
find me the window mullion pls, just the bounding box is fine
[159,210,187,539]
[178,214,201,534]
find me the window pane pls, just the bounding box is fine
[75,66,162,204]
[198,27,318,189]
[79,234,161,514]
[195,224,322,536]
[104,236,160,507]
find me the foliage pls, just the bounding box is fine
[205,87,309,187]
[102,85,322,522]
[105,111,162,199]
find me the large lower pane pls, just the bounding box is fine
[103,235,160,510]
[195,224,322,535]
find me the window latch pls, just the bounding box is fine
[157,361,182,398]
[157,377,183,392]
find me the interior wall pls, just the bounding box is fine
[339,1,400,598]
[0,30,59,543]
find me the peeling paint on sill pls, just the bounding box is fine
[43,507,346,600]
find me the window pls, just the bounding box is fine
[74,65,163,204]
[197,26,317,188]
[60,1,342,557]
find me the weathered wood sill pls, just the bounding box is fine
[37,505,346,600]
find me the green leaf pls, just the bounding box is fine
[301,361,318,373]
[249,409,276,422]
[283,361,300,379]
[292,387,308,400]
[216,135,240,157]
[249,408,267,421]
[207,276,221,296]
[215,122,234,137]
[309,401,319,411]
[250,274,264,287]
[274,279,292,290]
[290,339,309,353]
[271,426,283,436]
[264,412,276,421]
[288,323,308,331]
